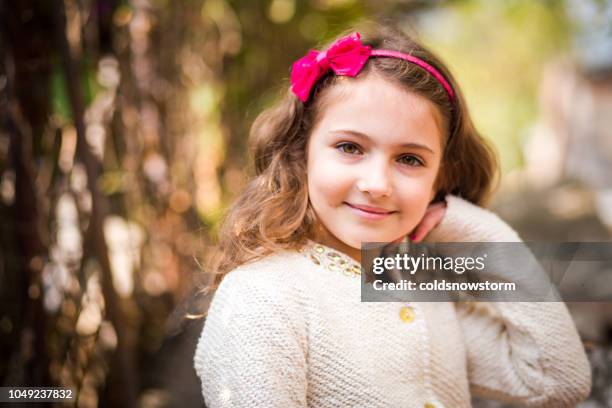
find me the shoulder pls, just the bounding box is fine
[221,248,311,286]
[211,248,312,307]
[197,250,311,354]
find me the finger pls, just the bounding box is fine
[426,201,447,213]
[411,216,436,242]
[411,205,447,242]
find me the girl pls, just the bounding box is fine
[194,23,592,408]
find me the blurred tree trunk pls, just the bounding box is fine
[51,0,139,405]
[1,0,53,393]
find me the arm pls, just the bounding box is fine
[425,195,592,407]
[194,270,308,408]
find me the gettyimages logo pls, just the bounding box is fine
[371,252,487,275]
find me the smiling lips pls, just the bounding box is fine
[344,202,397,220]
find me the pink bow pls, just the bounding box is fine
[290,32,372,102]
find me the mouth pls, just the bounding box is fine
[344,202,397,220]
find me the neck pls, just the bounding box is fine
[314,225,361,264]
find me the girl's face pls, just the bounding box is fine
[306,74,444,261]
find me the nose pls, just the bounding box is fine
[356,158,393,198]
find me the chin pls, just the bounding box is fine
[343,233,397,247]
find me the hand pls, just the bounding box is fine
[410,201,447,243]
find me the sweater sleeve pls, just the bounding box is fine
[424,195,592,407]
[193,269,308,408]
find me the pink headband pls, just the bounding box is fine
[290,32,455,104]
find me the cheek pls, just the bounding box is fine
[308,168,351,208]
[395,174,438,217]
[307,152,353,206]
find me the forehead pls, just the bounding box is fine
[312,74,444,150]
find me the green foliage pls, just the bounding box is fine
[50,59,103,124]
[51,63,71,123]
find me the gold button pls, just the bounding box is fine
[424,403,436,408]
[399,306,415,323]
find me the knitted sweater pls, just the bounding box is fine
[194,196,592,408]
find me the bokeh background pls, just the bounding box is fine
[1,0,612,406]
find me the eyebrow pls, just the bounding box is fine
[329,129,435,154]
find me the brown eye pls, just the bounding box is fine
[398,154,424,167]
[336,142,362,155]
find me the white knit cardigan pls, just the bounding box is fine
[194,196,592,408]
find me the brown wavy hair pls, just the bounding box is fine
[203,22,498,293]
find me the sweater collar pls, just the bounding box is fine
[301,240,362,278]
